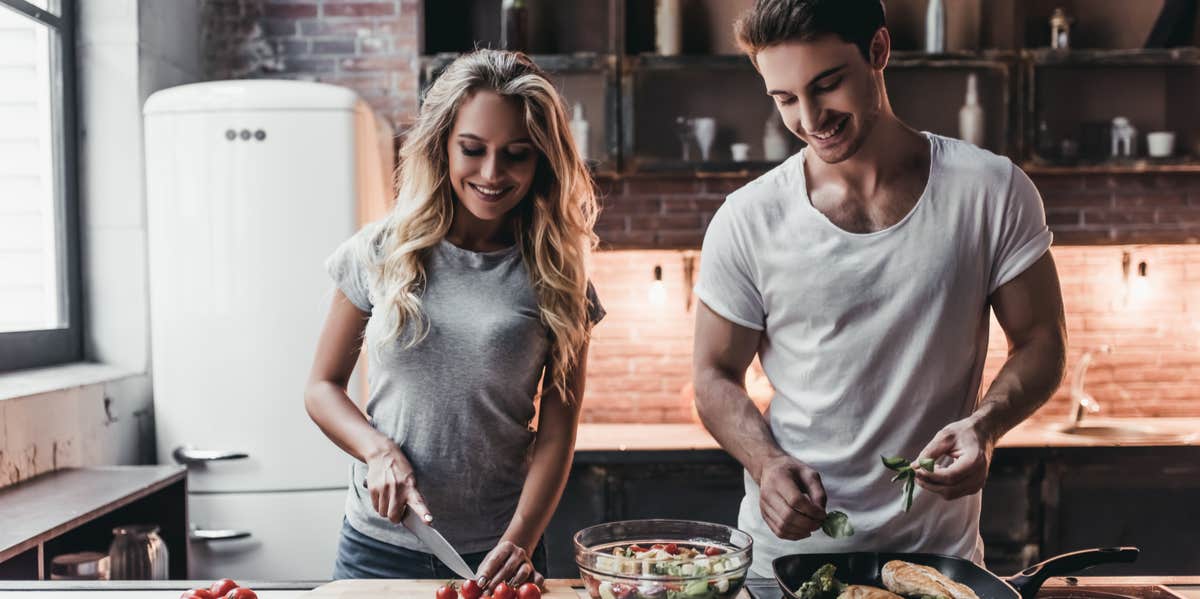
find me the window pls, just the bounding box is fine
[0,0,80,372]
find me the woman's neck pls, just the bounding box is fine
[445,209,516,252]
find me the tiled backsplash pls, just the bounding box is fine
[583,245,1200,423]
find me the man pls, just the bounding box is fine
[692,0,1067,576]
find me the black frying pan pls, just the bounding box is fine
[774,547,1139,599]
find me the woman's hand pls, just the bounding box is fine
[475,539,544,592]
[364,443,432,524]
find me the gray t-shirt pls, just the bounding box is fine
[325,223,604,553]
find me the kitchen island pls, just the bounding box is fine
[1,577,1198,598]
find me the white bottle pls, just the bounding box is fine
[570,102,589,161]
[958,73,985,147]
[655,0,681,55]
[763,114,790,161]
[925,0,945,53]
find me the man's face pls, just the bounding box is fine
[756,32,885,164]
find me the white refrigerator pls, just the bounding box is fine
[143,80,393,580]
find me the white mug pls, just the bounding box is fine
[730,143,750,162]
[1147,131,1175,158]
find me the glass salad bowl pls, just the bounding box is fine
[573,519,753,599]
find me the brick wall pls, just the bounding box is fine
[202,0,421,127]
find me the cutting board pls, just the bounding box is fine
[302,579,584,598]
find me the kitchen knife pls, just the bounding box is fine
[402,508,476,581]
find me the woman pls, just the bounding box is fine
[305,49,603,588]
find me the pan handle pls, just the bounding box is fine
[1005,547,1139,599]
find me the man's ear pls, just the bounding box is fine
[869,27,891,70]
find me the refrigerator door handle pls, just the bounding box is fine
[173,446,249,465]
[190,527,253,542]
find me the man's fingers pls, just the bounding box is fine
[761,497,817,539]
[796,467,828,511]
[771,479,825,522]
[766,489,824,527]
[917,432,955,464]
[916,472,985,500]
[917,450,980,485]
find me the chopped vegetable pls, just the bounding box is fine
[795,563,847,599]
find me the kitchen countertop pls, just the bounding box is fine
[573,418,1200,453]
[0,577,1197,598]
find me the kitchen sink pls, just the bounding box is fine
[1050,421,1197,444]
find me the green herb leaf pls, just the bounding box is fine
[821,510,854,538]
[903,474,916,512]
[881,455,909,471]
[919,458,936,472]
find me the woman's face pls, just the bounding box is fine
[447,89,539,225]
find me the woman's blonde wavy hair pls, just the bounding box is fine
[361,49,599,404]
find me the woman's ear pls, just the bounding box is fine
[869,27,891,71]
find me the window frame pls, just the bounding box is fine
[0,0,82,373]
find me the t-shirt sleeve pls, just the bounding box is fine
[324,225,378,313]
[988,163,1053,294]
[694,201,765,331]
[585,280,606,326]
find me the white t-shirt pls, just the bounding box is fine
[694,133,1052,576]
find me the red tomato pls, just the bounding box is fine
[461,579,483,599]
[210,580,239,597]
[434,582,457,599]
[517,582,541,599]
[629,545,649,553]
[224,589,257,599]
[650,544,664,550]
[663,543,678,554]
[181,591,214,599]
[704,546,724,556]
[493,582,516,599]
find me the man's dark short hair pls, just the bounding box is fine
[735,0,886,62]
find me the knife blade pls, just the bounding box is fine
[402,508,476,581]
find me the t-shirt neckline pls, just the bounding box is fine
[796,131,938,239]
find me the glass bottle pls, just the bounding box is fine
[108,525,169,580]
[501,0,528,52]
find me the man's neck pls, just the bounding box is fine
[808,116,926,196]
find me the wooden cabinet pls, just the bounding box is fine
[0,466,187,580]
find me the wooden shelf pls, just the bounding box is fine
[1023,160,1200,174]
[623,53,753,70]
[1025,47,1200,67]
[889,50,1018,68]
[419,52,617,75]
[626,159,778,176]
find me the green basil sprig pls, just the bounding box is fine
[881,455,935,512]
[820,510,854,538]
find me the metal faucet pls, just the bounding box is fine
[1069,345,1111,427]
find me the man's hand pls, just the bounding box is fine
[913,416,996,500]
[757,454,828,540]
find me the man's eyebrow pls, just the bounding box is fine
[766,64,848,95]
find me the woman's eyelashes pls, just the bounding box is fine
[459,144,532,162]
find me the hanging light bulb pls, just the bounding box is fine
[648,265,667,306]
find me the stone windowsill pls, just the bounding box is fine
[0,362,139,402]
